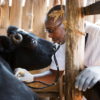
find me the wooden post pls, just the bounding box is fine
[0,0,9,35]
[65,0,85,100]
[9,0,23,27]
[22,0,33,31]
[32,0,47,38]
[0,0,9,28]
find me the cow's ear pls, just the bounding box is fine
[7,26,18,36]
[0,36,13,53]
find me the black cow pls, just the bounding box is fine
[0,26,55,100]
[0,57,40,100]
[0,26,54,71]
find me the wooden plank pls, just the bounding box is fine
[53,0,60,6]
[22,0,33,31]
[34,92,59,98]
[0,0,9,29]
[9,0,23,27]
[85,0,95,22]
[58,75,64,100]
[83,1,100,15]
[32,0,47,38]
[0,28,7,35]
[65,0,85,100]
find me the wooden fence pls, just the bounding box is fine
[0,0,46,37]
[0,0,99,37]
[0,0,65,37]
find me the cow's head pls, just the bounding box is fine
[0,26,55,70]
[7,26,38,49]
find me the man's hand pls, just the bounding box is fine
[15,68,34,83]
[75,66,100,91]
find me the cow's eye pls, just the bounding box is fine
[32,39,37,44]
[32,40,35,44]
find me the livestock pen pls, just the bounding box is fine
[0,0,100,100]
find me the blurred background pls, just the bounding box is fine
[0,0,99,38]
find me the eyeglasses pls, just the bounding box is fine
[45,28,54,33]
[45,22,62,33]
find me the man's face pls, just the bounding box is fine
[45,17,66,44]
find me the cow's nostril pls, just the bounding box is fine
[15,34,21,40]
[12,33,23,44]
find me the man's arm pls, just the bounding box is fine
[15,68,64,83]
[34,69,64,83]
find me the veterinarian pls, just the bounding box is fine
[15,5,100,92]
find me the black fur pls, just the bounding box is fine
[0,26,54,70]
[0,57,40,100]
[0,26,55,100]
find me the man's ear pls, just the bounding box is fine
[0,36,14,53]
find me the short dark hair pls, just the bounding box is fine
[47,5,65,16]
